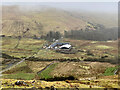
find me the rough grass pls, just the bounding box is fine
[1,75,119,88]
[26,61,52,73]
[96,45,113,49]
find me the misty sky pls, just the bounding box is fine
[2,2,118,14]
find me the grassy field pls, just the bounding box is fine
[1,37,119,88]
[2,61,33,74]
[26,61,52,73]
[2,61,35,80]
[103,66,120,76]
[2,37,46,58]
[25,60,117,81]
[37,63,58,80]
[2,73,35,80]
[2,37,118,62]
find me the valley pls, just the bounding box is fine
[1,36,119,89]
[1,3,119,89]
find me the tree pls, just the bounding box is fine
[55,31,61,40]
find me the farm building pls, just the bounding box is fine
[59,44,71,49]
[47,42,71,50]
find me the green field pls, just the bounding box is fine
[2,61,35,80]
[38,63,58,80]
[2,37,46,58]
[103,66,120,76]
[3,73,35,80]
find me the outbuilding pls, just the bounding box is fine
[59,44,72,49]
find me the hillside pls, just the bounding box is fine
[2,6,86,37]
[69,11,117,28]
[2,5,117,37]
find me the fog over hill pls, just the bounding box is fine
[2,2,118,38]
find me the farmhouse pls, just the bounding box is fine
[59,44,71,49]
[48,42,71,50]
